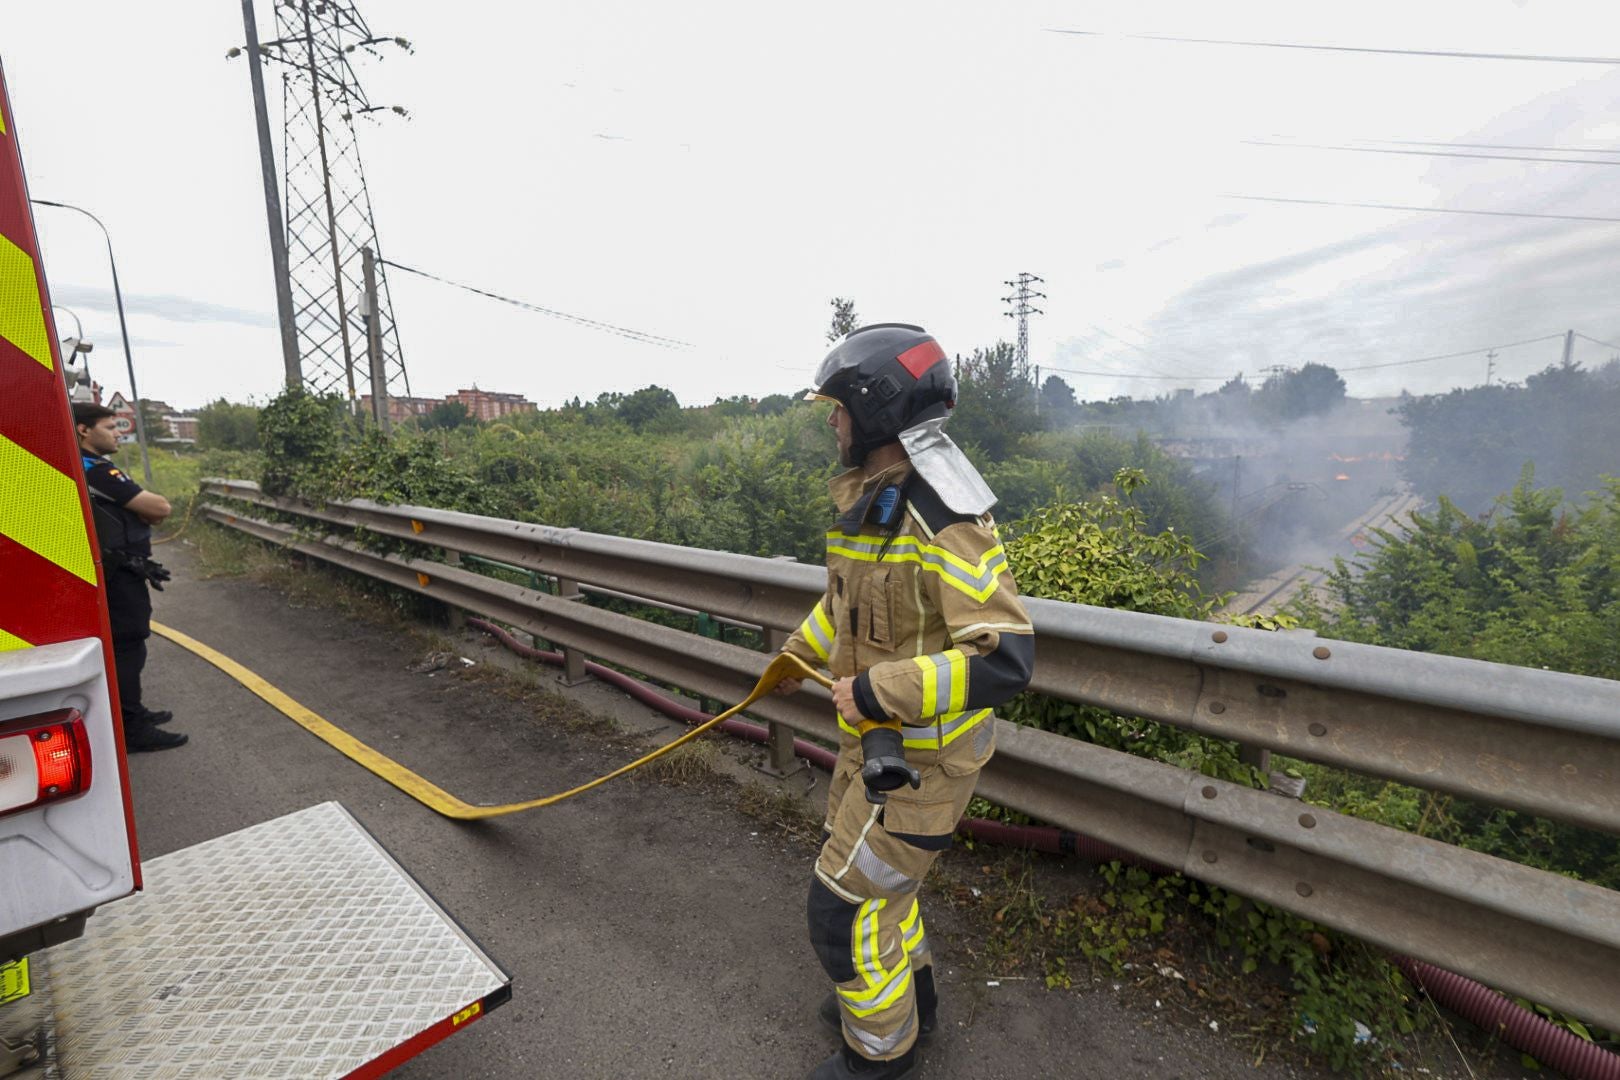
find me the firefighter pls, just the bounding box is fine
[776,324,1035,1078]
[71,403,187,752]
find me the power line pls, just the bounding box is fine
[381,259,693,349]
[1044,28,1620,65]
[1335,334,1564,372]
[1226,194,1620,224]
[1245,139,1620,167]
[1371,139,1620,156]
[1044,363,1230,382]
[1575,331,1620,352]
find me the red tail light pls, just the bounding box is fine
[0,709,92,818]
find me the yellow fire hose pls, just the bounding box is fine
[150,620,830,821]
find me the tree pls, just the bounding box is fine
[195,399,259,450]
[1038,374,1079,426]
[420,400,473,431]
[827,297,860,343]
[137,399,170,441]
[617,385,680,432]
[1399,359,1620,514]
[949,341,1038,460]
[1255,362,1345,420]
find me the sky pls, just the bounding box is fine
[8,1,1620,411]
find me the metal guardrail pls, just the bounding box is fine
[199,480,1620,1030]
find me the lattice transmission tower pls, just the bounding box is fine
[263,0,413,403]
[1002,272,1045,368]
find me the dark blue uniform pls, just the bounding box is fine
[82,452,156,719]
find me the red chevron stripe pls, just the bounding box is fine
[0,534,104,647]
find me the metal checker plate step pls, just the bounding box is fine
[26,802,507,1079]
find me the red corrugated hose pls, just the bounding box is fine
[467,616,1618,1078]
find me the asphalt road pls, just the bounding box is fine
[126,542,1341,1079]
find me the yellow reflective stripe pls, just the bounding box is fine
[0,628,33,652]
[946,650,967,713]
[840,965,913,1017]
[0,435,96,584]
[826,532,1006,602]
[852,898,885,985]
[900,708,992,749]
[901,902,925,954]
[0,234,53,371]
[912,654,936,716]
[800,601,833,661]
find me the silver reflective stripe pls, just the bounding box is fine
[844,1006,918,1058]
[901,708,991,745]
[918,546,1003,594]
[853,840,917,894]
[908,932,929,962]
[804,604,833,659]
[930,654,951,714]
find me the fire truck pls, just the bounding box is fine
[0,62,508,1077]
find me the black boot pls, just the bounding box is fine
[135,708,174,726]
[125,722,188,753]
[819,967,936,1041]
[807,1044,917,1080]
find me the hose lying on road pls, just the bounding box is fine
[465,616,1620,1079]
[150,620,824,821]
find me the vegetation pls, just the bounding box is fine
[1399,358,1620,514]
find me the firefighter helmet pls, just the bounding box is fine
[810,323,956,464]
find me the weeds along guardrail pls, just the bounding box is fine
[199,478,1620,1032]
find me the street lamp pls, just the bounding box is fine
[52,305,96,402]
[31,199,152,485]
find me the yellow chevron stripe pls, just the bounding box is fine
[0,628,32,652]
[0,434,96,584]
[0,234,51,371]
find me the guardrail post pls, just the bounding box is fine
[758,627,808,779]
[442,551,466,632]
[556,576,592,686]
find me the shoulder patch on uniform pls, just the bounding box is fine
[905,475,980,535]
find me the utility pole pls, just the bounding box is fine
[238,0,301,388]
[1002,272,1045,370]
[1484,349,1497,387]
[362,246,390,432]
[1561,328,1575,367]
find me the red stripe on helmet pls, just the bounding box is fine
[896,340,944,379]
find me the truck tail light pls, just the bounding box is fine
[0,709,92,818]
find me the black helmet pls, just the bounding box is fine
[810,323,956,464]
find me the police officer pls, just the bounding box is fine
[776,325,1035,1079]
[72,403,187,752]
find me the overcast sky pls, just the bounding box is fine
[9,1,1620,410]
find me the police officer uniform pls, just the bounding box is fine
[81,450,184,751]
[782,325,1034,1079]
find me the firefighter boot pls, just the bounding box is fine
[819,966,937,1042]
[807,1044,917,1080]
[124,722,188,752]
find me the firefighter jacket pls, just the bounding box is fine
[783,459,1035,766]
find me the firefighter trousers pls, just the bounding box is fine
[807,727,990,1062]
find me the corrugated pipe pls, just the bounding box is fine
[1393,957,1618,1080]
[466,617,1619,1076]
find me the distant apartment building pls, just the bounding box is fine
[359,395,442,425]
[444,387,536,422]
[163,415,198,443]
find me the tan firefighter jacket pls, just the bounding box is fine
[782,459,1035,765]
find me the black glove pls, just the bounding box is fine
[859,725,920,805]
[128,556,172,591]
